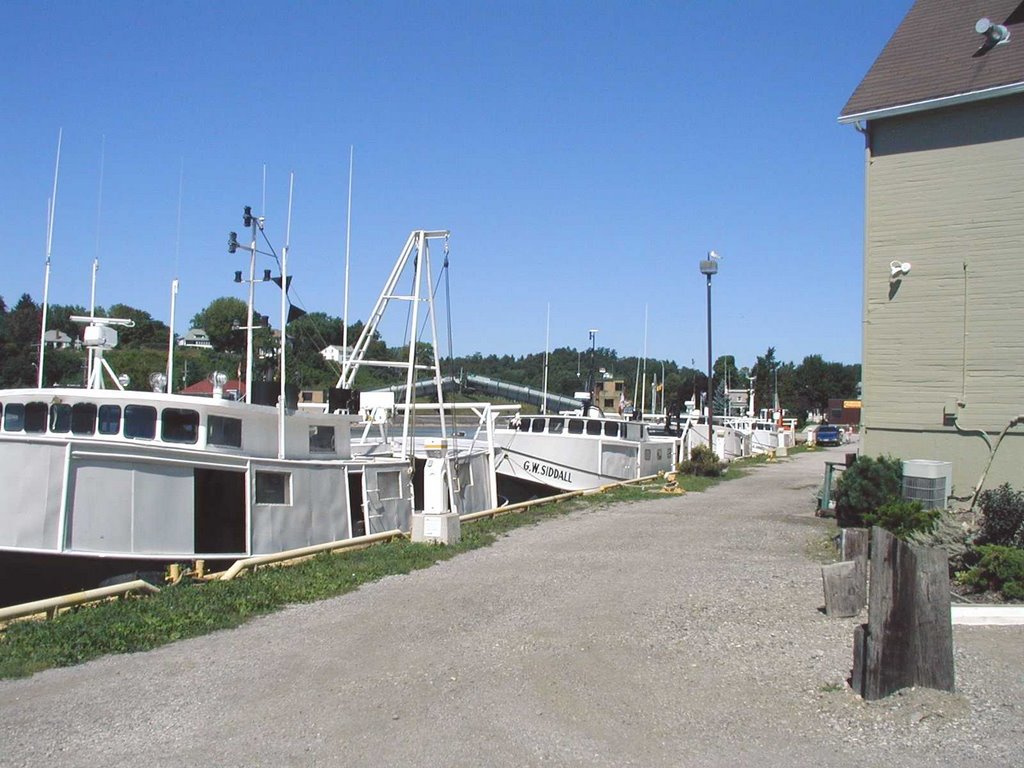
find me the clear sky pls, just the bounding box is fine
[0,1,909,371]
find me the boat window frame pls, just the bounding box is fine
[255,470,291,505]
[98,404,121,435]
[3,403,25,432]
[603,421,620,438]
[208,414,242,448]
[517,417,531,432]
[49,403,72,433]
[124,404,158,440]
[309,425,336,454]
[548,417,564,434]
[161,407,200,444]
[586,419,602,436]
[567,419,584,434]
[71,402,97,435]
[24,402,48,433]
[531,418,546,433]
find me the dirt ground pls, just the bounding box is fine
[1,447,1020,767]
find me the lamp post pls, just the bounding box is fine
[699,252,720,449]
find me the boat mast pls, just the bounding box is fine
[342,146,353,371]
[541,302,550,415]
[37,128,62,388]
[278,172,294,460]
[640,304,649,414]
[167,162,184,394]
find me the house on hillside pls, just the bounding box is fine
[178,328,213,349]
[43,330,75,349]
[840,0,1024,496]
[320,345,353,363]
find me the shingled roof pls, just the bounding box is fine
[840,0,1024,123]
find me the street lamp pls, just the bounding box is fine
[699,251,720,449]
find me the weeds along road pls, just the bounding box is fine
[0,447,1020,767]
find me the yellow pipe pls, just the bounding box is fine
[214,529,404,581]
[0,580,161,624]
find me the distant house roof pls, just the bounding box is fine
[840,0,1024,123]
[181,378,246,398]
[43,329,73,344]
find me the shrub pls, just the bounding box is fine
[863,500,940,541]
[679,444,724,477]
[976,483,1024,547]
[834,454,903,528]
[959,544,1024,601]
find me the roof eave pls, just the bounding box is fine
[838,80,1024,125]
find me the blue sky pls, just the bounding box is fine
[0,1,909,370]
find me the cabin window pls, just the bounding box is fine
[71,403,97,434]
[377,470,402,500]
[98,404,121,435]
[644,449,651,461]
[567,419,584,434]
[309,425,336,453]
[518,418,530,432]
[586,420,602,436]
[124,405,157,440]
[71,403,97,435]
[255,471,290,505]
[24,402,47,433]
[3,403,24,432]
[49,403,72,433]
[531,418,546,433]
[603,421,620,438]
[208,415,242,448]
[548,418,564,434]
[162,408,200,444]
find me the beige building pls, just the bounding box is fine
[840,0,1024,496]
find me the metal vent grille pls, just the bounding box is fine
[901,460,952,510]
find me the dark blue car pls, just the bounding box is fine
[816,423,842,446]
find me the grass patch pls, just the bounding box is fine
[1,486,670,679]
[0,461,797,679]
[805,532,840,564]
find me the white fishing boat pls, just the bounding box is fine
[0,215,499,604]
[491,409,679,497]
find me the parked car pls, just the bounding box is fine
[816,423,842,446]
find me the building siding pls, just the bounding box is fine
[862,95,1024,496]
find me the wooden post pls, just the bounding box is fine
[841,527,869,611]
[821,561,864,617]
[853,527,954,700]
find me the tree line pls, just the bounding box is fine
[1,293,859,422]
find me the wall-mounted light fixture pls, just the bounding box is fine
[890,260,912,279]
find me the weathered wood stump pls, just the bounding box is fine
[852,527,954,700]
[821,561,864,617]
[840,527,869,563]
[842,526,869,611]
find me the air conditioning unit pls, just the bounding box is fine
[902,459,953,509]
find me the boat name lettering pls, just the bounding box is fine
[523,460,572,483]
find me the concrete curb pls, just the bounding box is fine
[951,604,1024,626]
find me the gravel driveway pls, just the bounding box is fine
[1,448,1020,767]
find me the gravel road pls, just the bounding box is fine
[1,448,1020,767]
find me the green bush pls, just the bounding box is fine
[959,544,1024,600]
[863,500,940,541]
[834,455,903,528]
[977,483,1024,547]
[678,444,724,477]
